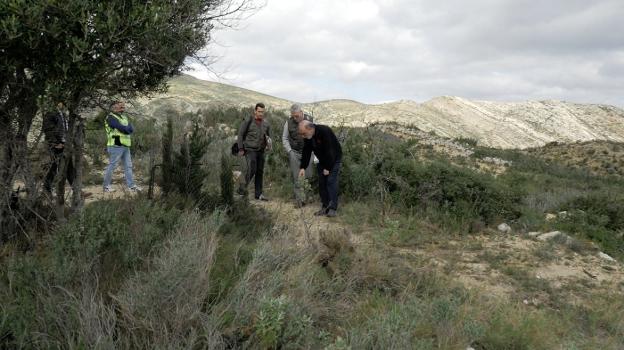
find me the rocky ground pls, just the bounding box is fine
[254,198,624,311]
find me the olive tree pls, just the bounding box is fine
[0,0,258,240]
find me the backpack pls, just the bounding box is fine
[231,117,253,155]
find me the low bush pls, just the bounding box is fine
[0,199,182,348]
[554,193,624,259]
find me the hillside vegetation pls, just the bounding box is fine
[2,107,624,349]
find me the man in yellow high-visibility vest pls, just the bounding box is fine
[103,101,140,192]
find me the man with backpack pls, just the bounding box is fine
[236,103,271,201]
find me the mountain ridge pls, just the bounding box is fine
[134,74,624,149]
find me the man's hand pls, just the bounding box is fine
[54,143,64,149]
[266,136,272,151]
[323,169,330,176]
[238,149,245,156]
[298,169,305,178]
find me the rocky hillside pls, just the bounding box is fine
[134,75,624,149]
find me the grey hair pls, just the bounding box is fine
[300,120,315,130]
[290,103,303,113]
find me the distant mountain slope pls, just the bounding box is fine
[134,75,624,149]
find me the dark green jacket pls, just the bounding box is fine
[237,117,270,151]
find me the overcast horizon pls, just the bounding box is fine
[186,0,624,108]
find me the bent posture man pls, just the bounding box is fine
[298,120,342,217]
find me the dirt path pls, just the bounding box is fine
[252,200,365,248]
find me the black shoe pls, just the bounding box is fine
[255,194,269,201]
[237,188,247,196]
[314,207,328,216]
[326,209,337,217]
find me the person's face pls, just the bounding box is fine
[298,126,314,139]
[254,106,265,120]
[291,111,304,123]
[57,102,65,111]
[112,102,125,113]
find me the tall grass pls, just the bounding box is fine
[113,212,224,349]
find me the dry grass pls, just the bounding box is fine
[112,212,224,348]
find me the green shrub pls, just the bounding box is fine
[50,199,181,287]
[0,199,182,348]
[386,160,521,226]
[220,152,234,206]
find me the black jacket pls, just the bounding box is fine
[42,110,68,147]
[300,124,342,171]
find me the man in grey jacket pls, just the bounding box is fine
[237,103,271,201]
[283,104,314,207]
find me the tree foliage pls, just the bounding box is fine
[0,0,257,240]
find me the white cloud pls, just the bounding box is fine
[187,0,624,107]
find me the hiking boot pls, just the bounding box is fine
[103,186,115,193]
[326,209,337,217]
[129,185,142,192]
[255,194,269,201]
[237,188,247,196]
[314,207,328,216]
[294,200,305,208]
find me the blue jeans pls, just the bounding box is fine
[317,161,341,210]
[103,146,135,188]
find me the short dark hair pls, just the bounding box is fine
[255,102,265,110]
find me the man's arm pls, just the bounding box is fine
[107,115,133,134]
[300,139,312,170]
[237,118,248,150]
[282,121,292,153]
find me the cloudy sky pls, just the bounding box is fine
[187,0,624,107]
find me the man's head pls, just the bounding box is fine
[254,102,265,120]
[111,101,125,113]
[298,120,315,139]
[56,102,66,111]
[290,103,304,123]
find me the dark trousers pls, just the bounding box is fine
[44,148,74,192]
[240,150,265,197]
[317,161,341,210]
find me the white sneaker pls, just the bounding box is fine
[129,185,142,192]
[103,186,115,193]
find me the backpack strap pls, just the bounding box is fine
[242,116,253,140]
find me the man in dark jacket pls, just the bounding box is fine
[237,102,271,201]
[298,120,342,217]
[42,102,74,194]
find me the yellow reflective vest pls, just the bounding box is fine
[105,113,131,147]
